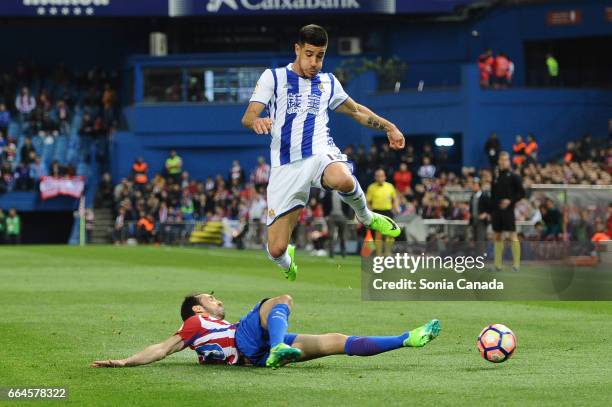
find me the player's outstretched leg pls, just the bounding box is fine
[259,295,303,368]
[322,163,400,239]
[289,319,441,363]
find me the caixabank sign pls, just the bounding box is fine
[169,0,396,16]
[2,0,472,16]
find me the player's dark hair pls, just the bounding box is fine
[299,24,328,47]
[181,293,204,321]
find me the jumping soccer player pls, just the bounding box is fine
[491,151,525,272]
[241,24,405,281]
[91,293,440,369]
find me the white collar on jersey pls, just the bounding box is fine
[286,63,320,80]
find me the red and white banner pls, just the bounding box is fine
[39,176,85,200]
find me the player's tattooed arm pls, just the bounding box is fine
[335,97,405,150]
[366,115,388,131]
[91,334,184,368]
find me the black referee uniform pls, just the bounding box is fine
[490,168,525,232]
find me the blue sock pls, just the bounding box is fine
[344,333,409,356]
[267,304,290,348]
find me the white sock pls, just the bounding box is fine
[338,176,373,226]
[267,245,292,269]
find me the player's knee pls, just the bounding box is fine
[325,333,348,351]
[267,242,288,259]
[278,294,294,308]
[334,175,355,194]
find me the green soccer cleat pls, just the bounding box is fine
[403,319,441,348]
[265,343,302,369]
[282,244,298,282]
[368,213,401,238]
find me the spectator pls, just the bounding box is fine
[55,100,71,135]
[591,220,611,242]
[15,87,36,118]
[49,160,61,177]
[540,199,562,239]
[546,53,560,86]
[417,156,436,180]
[321,189,353,258]
[79,113,95,138]
[0,104,10,135]
[231,215,250,250]
[6,208,21,244]
[524,133,538,163]
[180,197,195,221]
[95,173,114,209]
[112,207,126,244]
[393,162,412,196]
[248,190,267,245]
[14,160,32,190]
[28,153,47,179]
[102,82,117,128]
[402,144,416,168]
[564,142,577,163]
[512,135,526,167]
[2,137,17,165]
[569,209,594,242]
[1,161,14,192]
[493,52,510,89]
[478,49,494,88]
[252,156,270,189]
[484,133,501,167]
[165,150,183,183]
[229,160,245,186]
[469,180,491,243]
[132,157,148,187]
[0,208,5,243]
[136,213,155,244]
[20,137,36,165]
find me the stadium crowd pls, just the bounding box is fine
[102,131,611,248]
[0,63,119,194]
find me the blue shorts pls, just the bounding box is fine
[235,299,297,367]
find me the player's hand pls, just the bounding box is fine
[253,117,273,135]
[91,359,127,368]
[387,127,405,150]
[499,199,511,209]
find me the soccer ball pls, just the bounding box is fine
[477,324,516,363]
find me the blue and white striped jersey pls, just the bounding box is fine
[249,63,349,167]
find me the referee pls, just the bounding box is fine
[491,151,525,271]
[366,169,400,256]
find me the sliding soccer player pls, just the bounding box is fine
[241,24,404,281]
[91,293,440,369]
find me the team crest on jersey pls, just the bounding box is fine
[268,209,276,218]
[318,83,325,91]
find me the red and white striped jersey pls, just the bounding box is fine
[176,314,239,365]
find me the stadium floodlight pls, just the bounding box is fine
[435,137,455,147]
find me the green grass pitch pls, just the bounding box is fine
[1,246,611,406]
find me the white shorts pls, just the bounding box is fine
[266,150,349,226]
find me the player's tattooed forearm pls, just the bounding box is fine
[367,116,387,130]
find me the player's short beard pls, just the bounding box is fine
[207,306,224,319]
